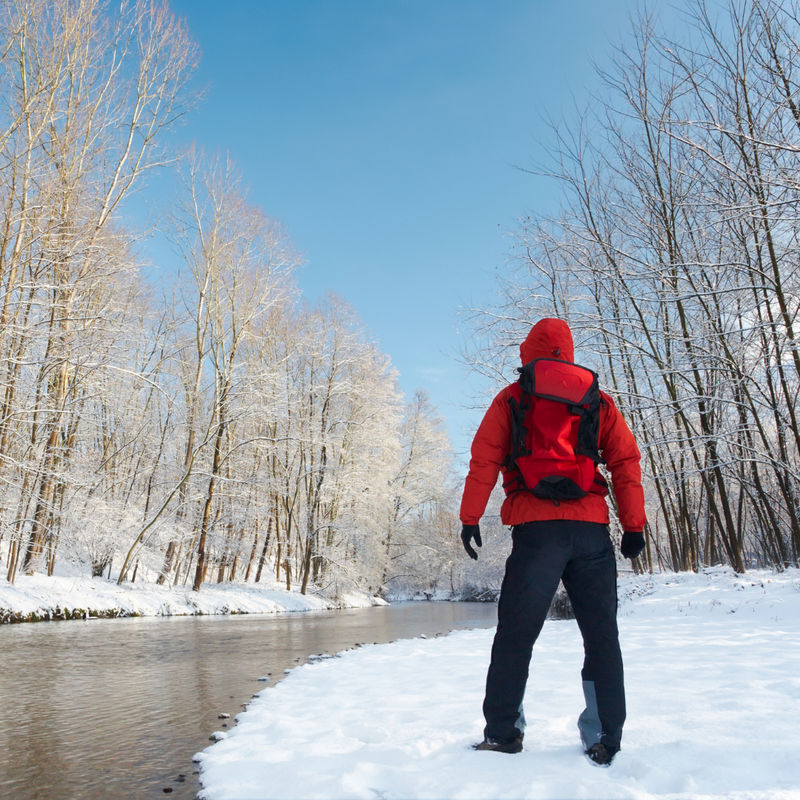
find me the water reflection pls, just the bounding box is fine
[0,602,497,800]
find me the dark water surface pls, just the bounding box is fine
[0,602,497,800]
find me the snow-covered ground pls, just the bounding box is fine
[0,573,385,623]
[196,567,800,800]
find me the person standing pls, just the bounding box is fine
[460,318,646,766]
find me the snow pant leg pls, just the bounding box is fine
[561,523,625,750]
[482,521,569,742]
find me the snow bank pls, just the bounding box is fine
[196,567,800,800]
[0,573,385,623]
[618,565,799,621]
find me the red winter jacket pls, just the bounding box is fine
[459,319,646,532]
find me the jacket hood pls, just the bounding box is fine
[520,318,574,365]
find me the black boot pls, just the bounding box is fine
[473,734,523,754]
[584,741,619,766]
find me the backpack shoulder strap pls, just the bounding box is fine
[504,382,531,472]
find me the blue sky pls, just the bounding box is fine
[154,0,678,463]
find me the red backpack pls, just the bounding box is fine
[503,358,607,502]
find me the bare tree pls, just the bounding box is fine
[0,0,198,578]
[465,0,800,573]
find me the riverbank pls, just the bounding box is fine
[0,572,386,624]
[196,566,800,800]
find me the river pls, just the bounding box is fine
[0,602,498,800]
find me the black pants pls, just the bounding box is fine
[483,520,625,749]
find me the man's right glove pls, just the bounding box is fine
[461,524,482,560]
[620,531,646,560]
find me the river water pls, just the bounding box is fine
[0,602,497,800]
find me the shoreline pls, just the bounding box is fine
[0,572,389,625]
[3,564,795,625]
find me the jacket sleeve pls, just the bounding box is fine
[599,392,647,532]
[459,388,513,525]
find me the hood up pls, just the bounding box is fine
[519,318,574,365]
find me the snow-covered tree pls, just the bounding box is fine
[464,0,800,573]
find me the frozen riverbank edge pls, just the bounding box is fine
[197,566,800,800]
[0,572,389,624]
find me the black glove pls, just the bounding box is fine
[620,531,645,560]
[461,524,482,560]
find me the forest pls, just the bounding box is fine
[0,0,469,598]
[466,0,800,573]
[2,0,800,603]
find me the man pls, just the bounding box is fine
[460,318,646,766]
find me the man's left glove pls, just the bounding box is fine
[461,524,482,560]
[620,531,646,560]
